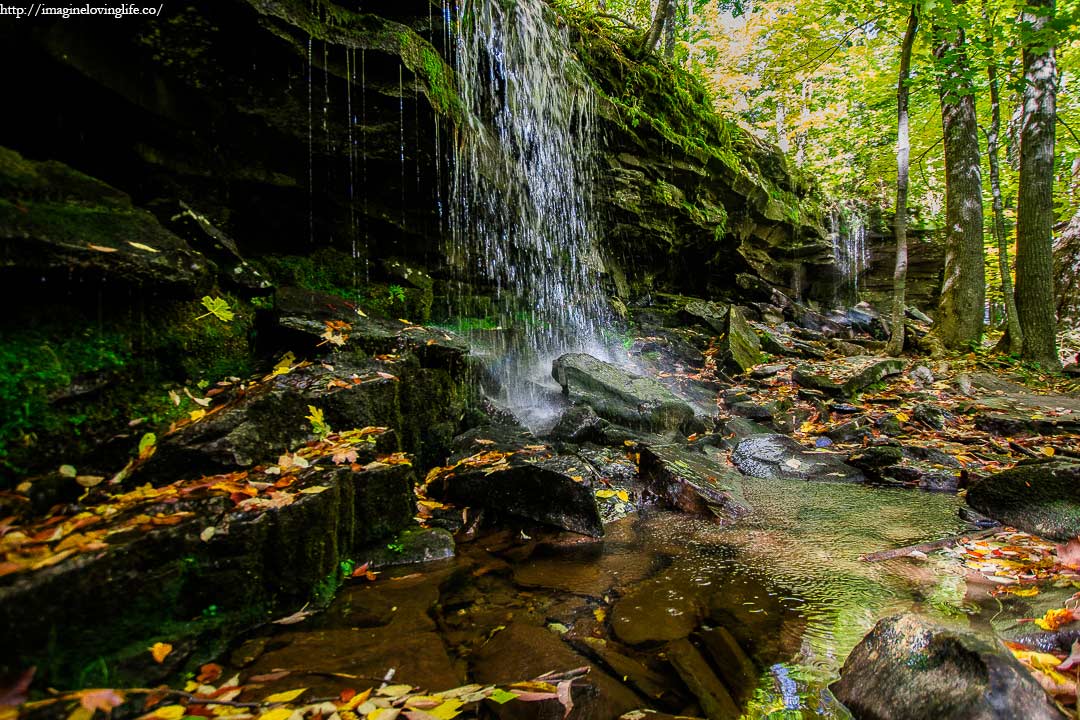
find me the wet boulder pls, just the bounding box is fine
[135,360,403,485]
[425,442,604,537]
[831,613,1067,720]
[792,356,904,396]
[680,299,730,334]
[552,353,700,435]
[966,461,1080,541]
[551,404,606,444]
[639,444,750,522]
[731,434,865,483]
[679,302,760,373]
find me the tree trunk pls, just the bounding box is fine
[932,22,986,350]
[886,6,919,357]
[1015,0,1061,369]
[641,0,673,55]
[985,34,1024,354]
[662,0,677,59]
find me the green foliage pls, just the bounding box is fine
[387,284,407,303]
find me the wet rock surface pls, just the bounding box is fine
[553,353,700,434]
[832,613,1068,720]
[638,444,750,521]
[966,461,1080,540]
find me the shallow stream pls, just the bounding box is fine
[222,476,973,719]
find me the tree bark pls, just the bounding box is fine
[662,0,677,59]
[932,22,986,350]
[886,6,919,357]
[985,33,1024,354]
[641,0,673,55]
[1015,0,1061,369]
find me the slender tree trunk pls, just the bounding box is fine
[1015,0,1061,369]
[932,22,986,350]
[662,0,677,59]
[985,35,1024,354]
[641,0,673,54]
[887,6,919,356]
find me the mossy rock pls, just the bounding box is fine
[966,461,1080,541]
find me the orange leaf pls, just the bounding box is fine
[80,689,125,712]
[150,642,173,663]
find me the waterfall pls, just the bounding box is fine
[449,0,613,422]
[830,204,869,306]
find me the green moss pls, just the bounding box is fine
[253,0,463,120]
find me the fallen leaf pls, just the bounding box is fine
[87,243,118,253]
[80,689,125,712]
[197,663,223,683]
[59,464,77,478]
[200,527,216,542]
[151,706,186,720]
[264,688,307,703]
[257,708,293,720]
[127,242,161,253]
[297,486,330,495]
[150,642,173,663]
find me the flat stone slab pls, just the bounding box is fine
[553,353,699,434]
[792,356,904,396]
[831,613,1067,720]
[966,461,1080,541]
[639,444,751,521]
[731,434,866,483]
[969,394,1080,436]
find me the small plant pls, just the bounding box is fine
[387,284,407,303]
[386,541,404,554]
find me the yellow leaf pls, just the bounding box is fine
[896,412,910,423]
[398,319,412,325]
[616,490,630,502]
[67,708,93,720]
[154,706,187,720]
[595,490,617,499]
[298,486,330,495]
[1001,586,1039,597]
[151,642,173,663]
[341,689,372,711]
[87,243,118,253]
[798,421,816,433]
[1042,447,1056,457]
[429,700,464,719]
[594,607,607,623]
[264,688,307,703]
[376,685,413,699]
[189,409,207,421]
[257,709,293,720]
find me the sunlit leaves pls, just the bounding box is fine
[149,642,172,663]
[196,296,234,323]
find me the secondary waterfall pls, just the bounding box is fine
[830,204,869,306]
[449,0,613,422]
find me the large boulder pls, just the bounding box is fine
[552,353,699,435]
[639,444,750,522]
[966,461,1080,541]
[731,434,865,483]
[831,614,1067,720]
[679,301,761,373]
[425,437,604,537]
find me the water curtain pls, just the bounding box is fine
[450,0,613,418]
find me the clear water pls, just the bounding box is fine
[449,0,616,423]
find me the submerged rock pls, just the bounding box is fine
[731,434,865,483]
[831,613,1066,720]
[552,353,700,435]
[966,461,1080,541]
[792,356,904,396]
[664,638,741,720]
[471,623,641,720]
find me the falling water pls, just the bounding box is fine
[449,0,613,422]
[830,204,869,306]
